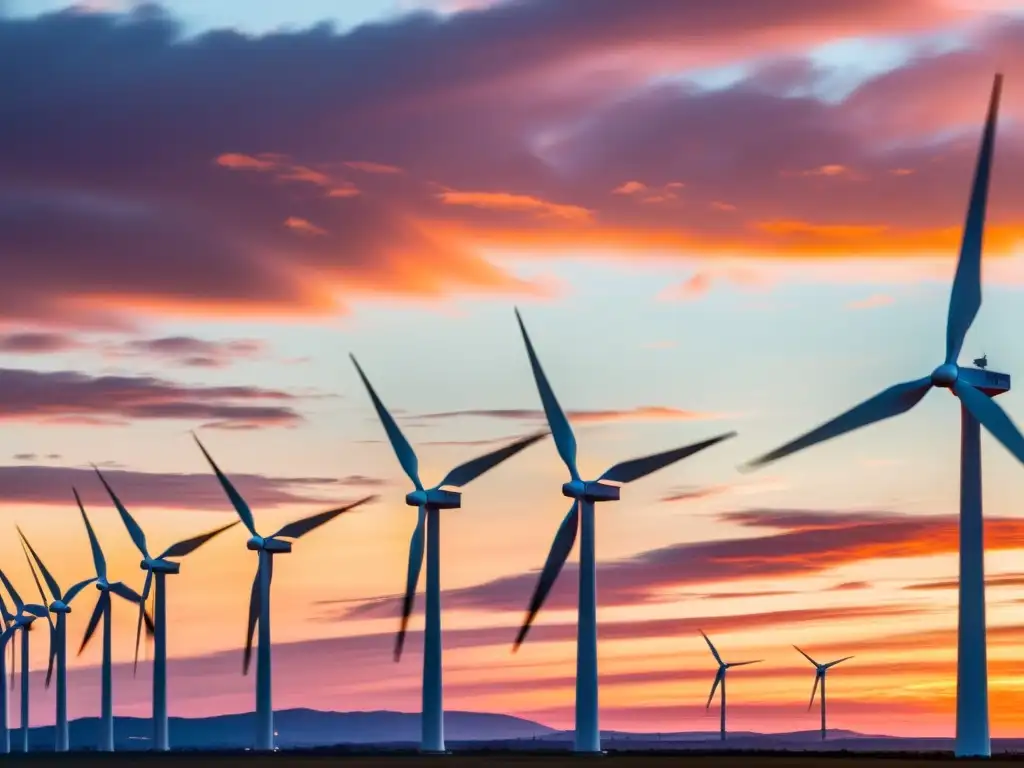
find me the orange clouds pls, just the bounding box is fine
[284,216,328,236]
[436,189,594,223]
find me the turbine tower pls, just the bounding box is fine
[794,646,852,741]
[350,354,547,754]
[741,75,1013,758]
[0,591,24,753]
[75,489,152,752]
[0,570,47,753]
[95,468,237,752]
[18,526,97,752]
[700,630,761,741]
[193,433,377,751]
[512,308,736,753]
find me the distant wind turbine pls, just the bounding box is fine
[0,591,23,753]
[18,526,97,752]
[350,353,547,754]
[794,646,853,741]
[0,569,47,753]
[94,468,237,752]
[75,489,152,752]
[700,630,761,741]
[741,75,1013,759]
[193,433,377,751]
[512,308,736,753]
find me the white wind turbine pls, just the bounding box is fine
[741,74,1011,759]
[512,308,736,753]
[794,646,853,741]
[94,467,237,752]
[350,353,547,754]
[0,589,27,753]
[700,630,761,741]
[193,433,377,751]
[75,489,152,752]
[0,569,47,753]
[17,528,96,752]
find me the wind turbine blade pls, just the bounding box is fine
[955,380,1024,466]
[699,630,723,665]
[243,567,259,676]
[437,431,548,489]
[809,672,821,710]
[23,604,49,619]
[159,520,239,559]
[64,577,97,605]
[133,572,153,676]
[192,433,259,536]
[271,496,377,541]
[349,354,423,490]
[45,624,56,689]
[93,468,151,559]
[825,655,854,669]
[706,668,723,710]
[74,488,107,581]
[19,539,54,629]
[600,432,736,485]
[513,501,580,651]
[78,593,106,656]
[743,378,932,471]
[17,528,60,602]
[514,308,579,481]
[394,506,426,662]
[945,74,1003,366]
[108,581,142,604]
[727,660,763,667]
[794,645,820,667]
[0,569,24,613]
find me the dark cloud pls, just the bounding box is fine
[411,405,721,425]
[343,508,1024,619]
[0,331,80,353]
[0,464,369,510]
[0,3,1017,326]
[114,336,268,368]
[904,573,1024,591]
[0,367,302,429]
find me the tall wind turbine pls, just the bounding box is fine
[75,489,152,752]
[794,646,852,741]
[0,570,47,753]
[193,433,377,751]
[512,308,737,753]
[94,468,237,752]
[0,591,24,753]
[741,74,1012,758]
[700,630,761,741]
[350,354,547,754]
[18,527,96,752]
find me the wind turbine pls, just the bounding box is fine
[94,468,237,752]
[741,74,1011,758]
[700,630,761,741]
[0,590,23,753]
[512,308,737,753]
[794,646,852,741]
[350,354,548,754]
[0,569,47,753]
[75,489,152,752]
[18,526,97,752]
[193,433,377,751]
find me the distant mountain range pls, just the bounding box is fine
[5,709,1024,753]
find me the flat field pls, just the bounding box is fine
[0,752,1018,767]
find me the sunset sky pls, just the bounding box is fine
[2,0,1024,741]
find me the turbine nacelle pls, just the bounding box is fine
[562,479,621,503]
[405,488,461,510]
[14,614,35,628]
[142,558,181,575]
[48,600,70,614]
[246,535,292,554]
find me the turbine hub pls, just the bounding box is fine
[95,578,109,591]
[406,489,428,507]
[245,535,266,551]
[562,479,587,499]
[49,601,70,614]
[931,363,959,388]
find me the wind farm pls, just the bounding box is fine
[1,0,1024,764]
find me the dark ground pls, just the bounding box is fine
[0,750,1018,766]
